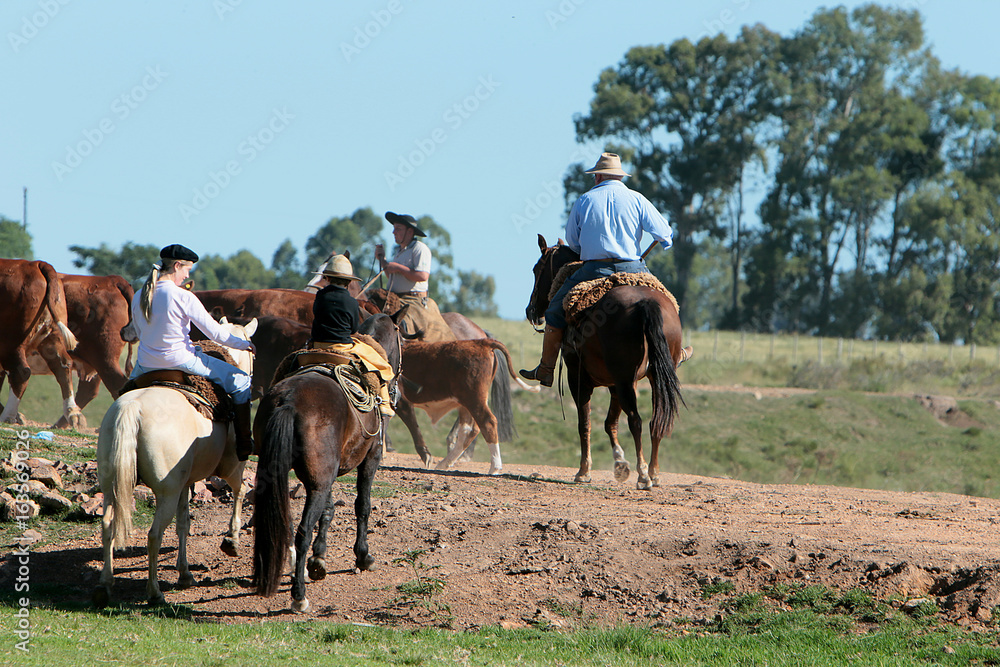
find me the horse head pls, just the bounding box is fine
[218,316,257,373]
[525,234,579,327]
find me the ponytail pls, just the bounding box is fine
[139,264,161,323]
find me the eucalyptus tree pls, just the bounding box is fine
[0,217,32,259]
[571,25,779,318]
[749,4,931,336]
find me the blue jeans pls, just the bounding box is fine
[544,259,650,329]
[130,349,252,404]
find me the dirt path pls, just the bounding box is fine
[18,450,1000,630]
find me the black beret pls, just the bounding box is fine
[159,244,199,263]
[384,211,427,237]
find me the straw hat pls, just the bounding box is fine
[584,152,630,177]
[315,254,360,282]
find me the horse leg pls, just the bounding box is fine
[307,497,335,582]
[146,490,179,604]
[291,486,331,613]
[175,488,195,589]
[617,384,651,490]
[569,382,595,484]
[38,337,85,430]
[605,389,630,483]
[95,504,116,608]
[649,431,663,488]
[353,443,382,571]
[220,461,246,557]
[396,399,433,467]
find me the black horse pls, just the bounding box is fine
[525,235,684,490]
[252,311,404,612]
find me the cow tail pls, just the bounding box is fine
[254,403,295,597]
[38,261,78,350]
[489,341,517,442]
[640,300,682,440]
[113,275,137,375]
[101,398,140,546]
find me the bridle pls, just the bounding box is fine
[528,245,568,333]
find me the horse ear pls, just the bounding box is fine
[557,238,565,246]
[391,304,410,325]
[537,234,547,253]
[220,316,229,325]
[244,317,258,337]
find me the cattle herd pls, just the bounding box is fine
[0,257,529,470]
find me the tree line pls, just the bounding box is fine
[0,207,499,318]
[566,3,1000,344]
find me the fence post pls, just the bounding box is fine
[740,331,745,363]
[970,343,976,363]
[713,330,719,362]
[837,338,843,363]
[793,333,799,364]
[770,334,775,359]
[817,337,823,366]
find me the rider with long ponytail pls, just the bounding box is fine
[130,244,257,460]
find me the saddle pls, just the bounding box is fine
[561,270,679,327]
[271,334,385,401]
[118,342,235,422]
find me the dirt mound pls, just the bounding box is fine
[9,452,1000,630]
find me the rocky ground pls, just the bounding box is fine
[7,439,1000,631]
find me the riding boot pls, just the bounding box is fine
[234,401,254,462]
[519,325,563,387]
[378,382,395,419]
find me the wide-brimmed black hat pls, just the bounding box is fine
[159,244,199,263]
[385,211,426,237]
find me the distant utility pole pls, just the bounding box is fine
[22,187,27,230]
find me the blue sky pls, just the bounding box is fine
[2,0,997,319]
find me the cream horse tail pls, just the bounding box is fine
[106,398,141,546]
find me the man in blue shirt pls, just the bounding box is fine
[520,152,691,387]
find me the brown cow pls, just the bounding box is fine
[396,338,534,476]
[14,274,136,424]
[194,289,316,324]
[0,259,83,428]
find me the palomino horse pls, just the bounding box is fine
[525,235,684,490]
[253,311,404,613]
[94,318,257,606]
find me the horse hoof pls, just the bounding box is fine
[177,575,195,590]
[356,555,376,572]
[220,537,238,557]
[148,593,166,606]
[487,466,502,476]
[574,473,591,484]
[636,478,653,491]
[92,587,110,609]
[68,411,87,431]
[307,557,327,581]
[291,598,310,613]
[613,461,631,483]
[651,475,661,487]
[421,456,434,469]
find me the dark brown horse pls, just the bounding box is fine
[525,235,684,490]
[252,311,404,612]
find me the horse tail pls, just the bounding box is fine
[489,345,517,442]
[640,300,683,440]
[112,274,136,376]
[103,397,140,546]
[253,403,295,597]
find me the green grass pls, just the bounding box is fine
[4,598,1000,665]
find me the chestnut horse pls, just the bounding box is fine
[253,311,404,612]
[525,235,684,490]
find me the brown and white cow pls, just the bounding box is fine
[0,259,83,427]
[397,338,536,476]
[22,274,135,423]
